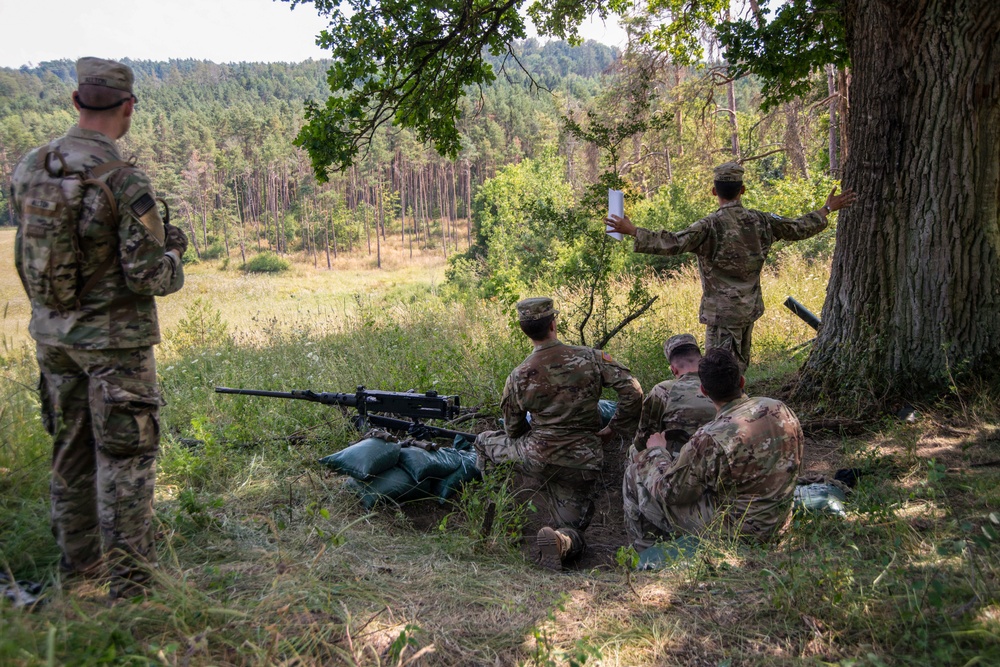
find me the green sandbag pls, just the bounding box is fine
[435,449,482,503]
[598,399,617,428]
[318,437,400,480]
[397,446,465,481]
[345,466,437,510]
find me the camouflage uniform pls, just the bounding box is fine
[475,303,642,533]
[632,163,827,370]
[10,59,184,592]
[630,396,803,543]
[624,370,717,549]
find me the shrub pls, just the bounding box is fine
[240,252,290,273]
[200,242,227,261]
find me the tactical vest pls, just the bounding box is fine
[17,145,130,312]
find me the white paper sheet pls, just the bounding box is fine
[606,189,624,240]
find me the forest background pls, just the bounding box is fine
[0,40,838,325]
[1,33,998,667]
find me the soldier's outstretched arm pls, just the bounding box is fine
[632,217,710,257]
[770,187,857,241]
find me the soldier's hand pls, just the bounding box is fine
[824,187,857,213]
[597,426,615,445]
[646,432,668,450]
[604,214,637,237]
[164,223,188,256]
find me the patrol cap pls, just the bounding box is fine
[664,333,699,360]
[76,57,134,93]
[516,297,557,322]
[713,161,744,183]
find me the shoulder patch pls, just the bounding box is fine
[131,193,156,217]
[601,351,613,362]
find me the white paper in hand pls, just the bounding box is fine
[607,189,624,240]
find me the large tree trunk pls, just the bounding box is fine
[796,0,1000,406]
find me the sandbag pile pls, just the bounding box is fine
[319,432,481,509]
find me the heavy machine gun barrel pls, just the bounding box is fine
[214,385,476,441]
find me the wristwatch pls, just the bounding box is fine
[821,204,832,214]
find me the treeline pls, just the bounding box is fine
[0,41,617,265]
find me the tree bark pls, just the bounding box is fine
[796,0,1000,406]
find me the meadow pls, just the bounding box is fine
[1,227,998,666]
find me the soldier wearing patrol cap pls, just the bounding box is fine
[622,333,718,550]
[9,57,188,599]
[474,297,643,570]
[606,162,857,371]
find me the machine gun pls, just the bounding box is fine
[783,296,821,331]
[215,385,477,442]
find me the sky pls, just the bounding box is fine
[0,0,626,69]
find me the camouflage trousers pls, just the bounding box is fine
[36,343,164,588]
[623,446,715,550]
[474,430,598,531]
[705,322,755,372]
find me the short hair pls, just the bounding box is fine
[714,180,743,201]
[669,344,701,366]
[75,84,132,113]
[698,348,742,401]
[520,314,554,341]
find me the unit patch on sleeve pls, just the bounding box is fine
[131,193,165,246]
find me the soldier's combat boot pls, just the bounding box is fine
[537,527,585,571]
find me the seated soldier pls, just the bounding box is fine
[630,348,803,543]
[623,334,717,550]
[474,297,643,570]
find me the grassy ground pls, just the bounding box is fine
[1,228,998,666]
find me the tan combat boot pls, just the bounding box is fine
[537,527,584,571]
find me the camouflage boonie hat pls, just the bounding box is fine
[713,162,744,183]
[664,333,699,360]
[76,57,134,93]
[516,297,557,322]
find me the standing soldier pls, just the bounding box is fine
[623,333,717,551]
[9,57,187,599]
[631,348,803,543]
[606,162,856,370]
[474,297,643,570]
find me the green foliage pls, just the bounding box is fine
[719,0,848,109]
[640,0,729,66]
[529,597,603,667]
[464,150,576,300]
[456,462,536,550]
[169,298,230,352]
[240,252,291,274]
[287,0,529,177]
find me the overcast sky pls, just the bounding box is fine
[0,0,626,69]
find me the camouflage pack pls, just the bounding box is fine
[16,145,130,312]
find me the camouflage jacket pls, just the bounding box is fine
[636,395,803,541]
[632,371,717,453]
[502,339,643,470]
[633,201,826,326]
[11,126,184,349]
